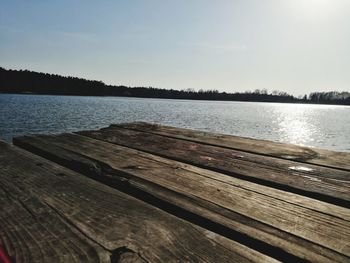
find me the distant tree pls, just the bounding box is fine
[0,67,348,105]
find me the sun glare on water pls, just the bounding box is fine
[272,104,320,146]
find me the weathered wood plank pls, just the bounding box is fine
[14,134,350,262]
[0,181,110,263]
[0,145,110,263]
[1,141,278,263]
[78,126,350,207]
[114,122,350,171]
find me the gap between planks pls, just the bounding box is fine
[1,141,279,263]
[114,122,350,171]
[77,126,350,208]
[13,133,350,263]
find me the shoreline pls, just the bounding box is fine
[1,92,349,107]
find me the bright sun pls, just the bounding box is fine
[290,0,336,19]
[301,0,331,9]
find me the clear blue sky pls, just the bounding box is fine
[1,0,350,95]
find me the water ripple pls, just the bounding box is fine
[0,94,349,152]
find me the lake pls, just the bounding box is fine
[0,94,349,152]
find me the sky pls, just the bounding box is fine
[1,0,350,95]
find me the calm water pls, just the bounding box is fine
[0,94,349,152]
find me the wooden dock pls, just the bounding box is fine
[1,122,349,263]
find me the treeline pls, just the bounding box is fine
[308,91,350,105]
[1,67,349,105]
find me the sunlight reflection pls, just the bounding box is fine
[272,104,319,146]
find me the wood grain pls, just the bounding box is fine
[114,122,350,171]
[14,134,350,263]
[1,141,277,263]
[78,126,350,207]
[0,147,110,263]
